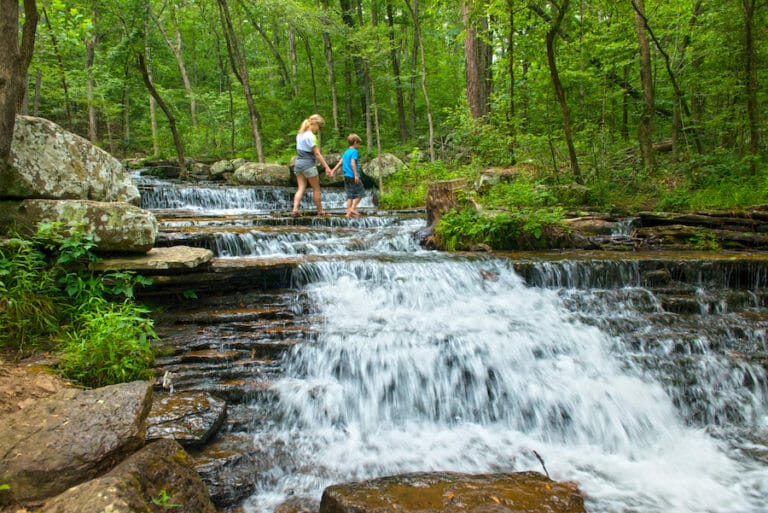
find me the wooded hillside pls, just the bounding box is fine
[7,0,768,181]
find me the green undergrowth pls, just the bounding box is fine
[378,146,767,249]
[435,207,567,251]
[0,222,156,388]
[378,157,479,210]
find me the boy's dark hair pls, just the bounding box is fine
[347,133,362,145]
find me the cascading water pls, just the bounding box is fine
[244,257,767,513]
[134,175,768,513]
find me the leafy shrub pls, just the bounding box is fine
[0,222,156,387]
[435,207,566,250]
[481,179,557,208]
[379,157,479,210]
[57,301,156,388]
[0,238,63,353]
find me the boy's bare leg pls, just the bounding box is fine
[350,197,362,215]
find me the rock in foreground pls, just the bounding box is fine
[319,471,585,513]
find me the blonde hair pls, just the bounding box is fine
[298,114,326,133]
[347,133,362,145]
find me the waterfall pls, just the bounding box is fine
[245,258,768,513]
[133,176,768,513]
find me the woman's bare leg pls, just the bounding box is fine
[307,175,325,214]
[292,174,308,214]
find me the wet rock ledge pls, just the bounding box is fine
[317,471,585,513]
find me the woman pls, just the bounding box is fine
[292,114,333,217]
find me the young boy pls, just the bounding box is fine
[332,133,364,217]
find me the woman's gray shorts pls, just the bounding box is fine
[295,165,319,178]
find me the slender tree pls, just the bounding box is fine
[631,0,703,156]
[507,0,517,156]
[137,53,186,174]
[385,0,407,142]
[0,0,38,173]
[40,6,72,127]
[543,0,582,183]
[153,1,198,127]
[633,0,655,170]
[143,11,159,156]
[405,0,435,161]
[85,1,98,142]
[742,0,761,174]
[217,0,264,162]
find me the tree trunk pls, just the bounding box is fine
[742,0,759,174]
[408,12,418,139]
[289,27,298,97]
[632,0,703,156]
[621,65,629,140]
[386,0,407,143]
[507,0,516,157]
[463,0,491,120]
[144,14,159,156]
[41,6,72,128]
[153,3,198,127]
[217,0,263,162]
[319,0,339,132]
[86,29,98,143]
[405,0,435,161]
[0,0,37,172]
[544,0,582,184]
[137,53,186,175]
[33,70,41,116]
[633,0,655,170]
[360,0,373,150]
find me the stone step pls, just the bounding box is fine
[153,357,282,403]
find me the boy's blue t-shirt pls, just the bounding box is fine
[342,147,359,178]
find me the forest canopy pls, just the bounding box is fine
[8,0,768,187]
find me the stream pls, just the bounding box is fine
[138,176,768,513]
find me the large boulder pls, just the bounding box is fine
[0,199,158,253]
[38,438,217,513]
[2,115,140,204]
[234,162,291,186]
[209,159,235,180]
[0,381,153,506]
[364,153,404,181]
[319,471,585,513]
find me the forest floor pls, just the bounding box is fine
[0,354,72,418]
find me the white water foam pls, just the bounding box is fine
[245,258,768,513]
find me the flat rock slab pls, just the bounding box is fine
[319,471,585,513]
[91,245,213,271]
[146,391,227,446]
